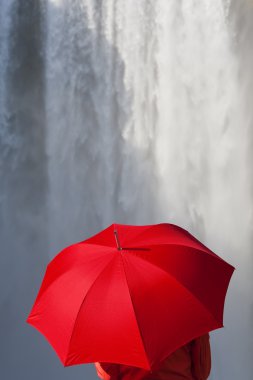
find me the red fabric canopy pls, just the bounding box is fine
[26,223,234,370]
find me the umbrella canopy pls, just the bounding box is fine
[26,223,235,370]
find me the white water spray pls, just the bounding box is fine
[0,0,252,379]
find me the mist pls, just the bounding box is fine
[0,1,252,379]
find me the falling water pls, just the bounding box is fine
[0,0,252,379]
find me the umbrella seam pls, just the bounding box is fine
[124,224,202,250]
[123,224,156,247]
[125,243,231,265]
[120,253,152,370]
[125,250,227,327]
[36,246,115,306]
[64,253,117,364]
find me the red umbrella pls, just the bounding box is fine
[26,223,234,370]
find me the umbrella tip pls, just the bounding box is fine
[114,229,122,250]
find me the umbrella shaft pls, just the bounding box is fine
[114,229,122,250]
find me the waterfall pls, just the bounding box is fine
[0,0,252,379]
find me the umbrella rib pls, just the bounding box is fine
[125,250,224,327]
[120,253,151,370]
[126,242,228,264]
[64,254,117,364]
[123,223,207,251]
[123,224,156,246]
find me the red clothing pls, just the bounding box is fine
[95,334,211,380]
